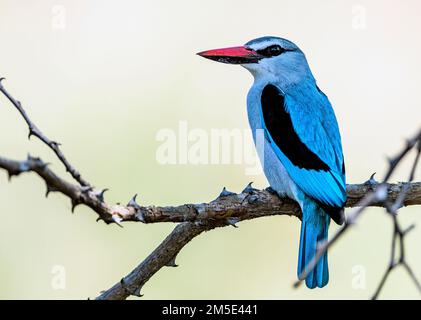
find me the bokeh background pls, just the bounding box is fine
[0,0,420,299]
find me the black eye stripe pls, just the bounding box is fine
[256,45,288,57]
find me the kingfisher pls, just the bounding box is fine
[198,36,346,289]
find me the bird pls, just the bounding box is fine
[197,36,346,289]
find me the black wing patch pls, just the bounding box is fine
[261,84,329,171]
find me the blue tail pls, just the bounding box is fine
[297,202,330,289]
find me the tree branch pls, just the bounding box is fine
[1,155,421,228]
[1,77,421,300]
[96,221,221,300]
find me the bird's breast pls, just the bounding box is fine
[246,85,302,202]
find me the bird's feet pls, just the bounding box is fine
[265,186,278,195]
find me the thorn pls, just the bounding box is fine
[120,278,143,297]
[71,199,80,213]
[218,187,236,198]
[96,217,103,223]
[132,287,143,298]
[242,182,257,194]
[226,217,240,228]
[0,77,6,84]
[112,215,124,228]
[45,184,58,197]
[26,154,48,169]
[127,194,140,209]
[6,169,22,180]
[95,188,108,202]
[127,194,145,222]
[365,172,377,185]
[166,256,178,267]
[8,165,26,177]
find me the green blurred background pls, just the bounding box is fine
[0,0,420,299]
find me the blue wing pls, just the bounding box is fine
[260,83,346,220]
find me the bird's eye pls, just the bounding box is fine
[268,45,282,55]
[258,45,285,57]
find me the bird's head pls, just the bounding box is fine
[198,36,313,85]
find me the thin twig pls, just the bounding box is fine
[371,139,421,299]
[0,77,90,187]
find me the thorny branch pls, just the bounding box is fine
[1,154,421,226]
[0,78,421,300]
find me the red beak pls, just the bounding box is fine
[197,46,262,64]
